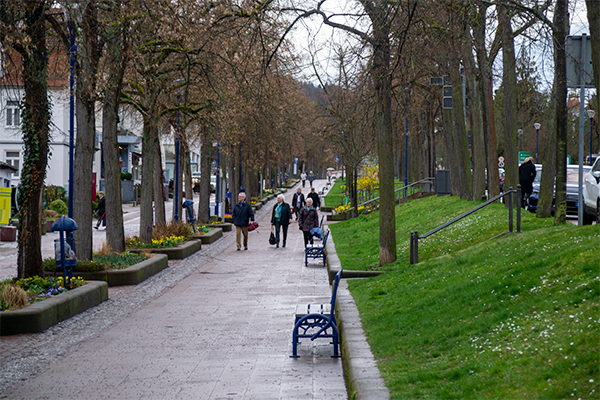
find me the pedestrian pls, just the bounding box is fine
[298,198,319,248]
[519,156,537,207]
[94,191,106,230]
[232,192,255,251]
[271,194,292,248]
[308,171,316,187]
[301,171,307,188]
[291,187,306,221]
[307,187,320,209]
[327,170,331,183]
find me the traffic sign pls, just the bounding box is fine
[294,157,299,164]
[499,161,505,168]
[498,156,505,162]
[519,152,532,163]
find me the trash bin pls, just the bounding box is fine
[435,170,451,196]
[51,216,78,280]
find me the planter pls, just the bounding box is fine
[189,227,223,244]
[46,219,55,233]
[320,206,335,213]
[1,281,108,336]
[127,239,202,260]
[198,222,232,232]
[45,254,168,287]
[327,213,349,221]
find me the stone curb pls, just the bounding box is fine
[0,281,108,336]
[45,253,169,287]
[191,227,223,244]
[326,230,390,400]
[128,239,202,259]
[198,223,232,232]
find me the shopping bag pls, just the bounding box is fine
[269,227,277,245]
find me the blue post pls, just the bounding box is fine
[215,140,220,217]
[174,97,180,221]
[68,18,76,218]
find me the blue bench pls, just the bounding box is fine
[305,229,329,267]
[291,269,342,358]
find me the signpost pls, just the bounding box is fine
[519,152,532,163]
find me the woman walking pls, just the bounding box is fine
[271,194,292,248]
[298,198,319,248]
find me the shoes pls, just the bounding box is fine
[244,246,248,250]
[94,226,98,230]
[282,244,286,248]
[237,247,241,251]
[276,243,279,248]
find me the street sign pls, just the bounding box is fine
[519,152,532,163]
[294,157,299,164]
[499,161,505,168]
[566,35,594,88]
[334,156,339,162]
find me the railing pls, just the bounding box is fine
[345,178,435,216]
[409,185,522,264]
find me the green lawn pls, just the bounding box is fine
[330,196,599,399]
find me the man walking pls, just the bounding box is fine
[307,187,320,209]
[233,192,254,250]
[291,188,306,221]
[301,171,307,188]
[519,157,537,208]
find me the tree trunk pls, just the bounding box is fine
[449,57,471,199]
[72,2,99,261]
[101,18,128,254]
[153,134,165,225]
[443,107,460,197]
[140,112,157,243]
[499,2,519,200]
[553,0,569,225]
[198,135,212,223]
[537,86,557,218]
[365,4,396,266]
[474,3,500,198]
[17,1,50,279]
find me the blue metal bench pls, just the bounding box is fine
[305,229,329,267]
[291,269,342,358]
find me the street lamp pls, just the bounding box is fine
[214,141,220,217]
[587,110,595,165]
[518,129,523,152]
[533,123,541,163]
[173,79,185,221]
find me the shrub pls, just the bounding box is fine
[0,283,27,311]
[152,220,193,239]
[48,199,68,215]
[45,185,66,204]
[121,172,132,181]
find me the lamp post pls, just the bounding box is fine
[67,13,76,218]
[518,129,523,152]
[174,98,180,221]
[214,141,220,217]
[588,110,595,165]
[533,123,541,163]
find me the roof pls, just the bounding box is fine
[0,161,18,172]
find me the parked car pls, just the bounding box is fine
[527,164,592,217]
[583,157,600,224]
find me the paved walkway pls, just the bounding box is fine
[0,181,349,399]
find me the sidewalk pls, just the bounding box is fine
[0,181,348,399]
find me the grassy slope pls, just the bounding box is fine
[330,196,599,399]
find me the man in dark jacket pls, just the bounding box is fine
[519,157,537,207]
[291,188,305,221]
[233,192,254,250]
[271,194,292,248]
[307,187,320,209]
[298,198,319,248]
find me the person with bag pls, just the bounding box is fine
[298,198,319,248]
[271,194,292,248]
[291,188,305,221]
[233,192,254,251]
[94,191,106,230]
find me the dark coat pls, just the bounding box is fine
[271,202,292,225]
[519,161,537,193]
[232,200,254,227]
[298,207,319,232]
[291,192,306,211]
[307,192,320,208]
[95,196,105,216]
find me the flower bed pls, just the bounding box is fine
[199,222,232,232]
[128,239,202,260]
[189,227,223,244]
[1,281,108,335]
[1,275,86,311]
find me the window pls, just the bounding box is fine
[6,101,20,127]
[5,151,20,177]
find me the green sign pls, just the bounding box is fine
[519,152,532,163]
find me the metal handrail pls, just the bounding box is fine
[409,185,522,264]
[346,177,435,213]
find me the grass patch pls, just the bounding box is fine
[331,195,599,399]
[323,178,347,207]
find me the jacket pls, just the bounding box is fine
[298,207,319,232]
[519,161,537,192]
[232,200,254,227]
[291,192,306,211]
[271,202,292,225]
[307,192,320,208]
